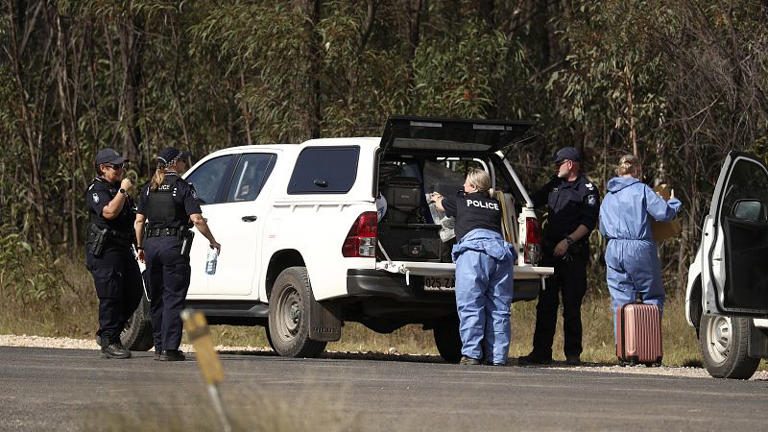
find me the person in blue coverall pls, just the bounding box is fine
[599,154,681,337]
[432,169,516,366]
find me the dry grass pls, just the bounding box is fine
[0,254,99,339]
[0,254,716,367]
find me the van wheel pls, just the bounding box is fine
[268,267,327,358]
[121,293,153,351]
[699,314,759,379]
[433,318,462,363]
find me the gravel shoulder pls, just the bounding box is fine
[1,333,765,380]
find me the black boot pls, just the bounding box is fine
[158,350,186,362]
[518,352,552,365]
[101,341,131,359]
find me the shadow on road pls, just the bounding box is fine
[215,348,621,368]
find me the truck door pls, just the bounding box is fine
[183,154,237,296]
[202,152,277,297]
[706,151,768,317]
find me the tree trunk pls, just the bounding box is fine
[117,4,145,170]
[5,0,51,243]
[295,0,322,141]
[405,0,424,105]
[478,0,494,28]
[170,13,191,150]
[624,66,638,157]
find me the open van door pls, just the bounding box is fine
[706,151,768,317]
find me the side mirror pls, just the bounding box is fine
[733,200,764,222]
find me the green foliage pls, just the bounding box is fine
[1,0,768,295]
[412,18,519,118]
[546,0,670,157]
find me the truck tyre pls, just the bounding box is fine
[121,293,153,351]
[433,318,462,363]
[268,267,327,358]
[699,314,759,379]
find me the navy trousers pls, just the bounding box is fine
[144,236,191,352]
[86,246,142,344]
[531,247,588,359]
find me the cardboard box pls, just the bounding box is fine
[651,184,681,243]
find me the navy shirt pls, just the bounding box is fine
[137,173,202,227]
[532,175,600,243]
[86,177,136,234]
[442,191,502,242]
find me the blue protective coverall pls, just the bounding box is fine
[599,177,681,316]
[452,228,516,364]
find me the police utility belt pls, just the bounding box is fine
[87,224,133,257]
[146,227,182,238]
[144,225,195,257]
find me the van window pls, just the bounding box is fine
[288,146,360,194]
[226,153,276,202]
[721,158,768,224]
[185,155,236,204]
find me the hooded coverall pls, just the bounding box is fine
[599,177,681,322]
[443,190,516,364]
[452,229,516,364]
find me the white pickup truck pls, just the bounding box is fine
[121,116,554,361]
[685,151,768,378]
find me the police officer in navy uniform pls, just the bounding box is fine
[520,146,599,366]
[134,147,220,361]
[433,169,516,366]
[86,148,142,359]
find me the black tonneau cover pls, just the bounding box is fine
[380,115,533,154]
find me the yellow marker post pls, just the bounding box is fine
[181,309,231,432]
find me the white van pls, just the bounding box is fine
[685,151,768,378]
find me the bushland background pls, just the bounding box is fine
[1,0,767,364]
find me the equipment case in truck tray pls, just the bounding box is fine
[378,224,453,263]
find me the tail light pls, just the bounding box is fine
[524,216,542,265]
[342,211,378,257]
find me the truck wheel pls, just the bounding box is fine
[121,293,153,351]
[699,314,759,379]
[268,267,326,358]
[433,318,462,363]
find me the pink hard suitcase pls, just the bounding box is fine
[616,298,663,366]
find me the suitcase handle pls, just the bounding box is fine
[634,292,643,304]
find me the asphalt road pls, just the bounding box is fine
[1,346,766,431]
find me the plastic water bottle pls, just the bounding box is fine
[205,248,218,275]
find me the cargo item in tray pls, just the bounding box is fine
[378,223,454,262]
[382,176,424,223]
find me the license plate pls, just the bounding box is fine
[424,276,455,292]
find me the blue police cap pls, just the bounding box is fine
[95,148,126,165]
[157,147,180,165]
[553,147,581,164]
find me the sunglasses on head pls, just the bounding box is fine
[106,163,125,169]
